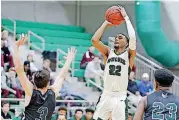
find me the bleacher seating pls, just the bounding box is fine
[2,18,98,78]
[2,18,85,32]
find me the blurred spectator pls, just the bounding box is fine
[1,30,9,47]
[84,56,103,87]
[1,101,11,119]
[80,46,95,69]
[127,71,139,95]
[42,59,55,85]
[60,81,86,100]
[98,54,105,70]
[27,54,38,72]
[51,106,67,120]
[9,67,24,98]
[138,73,153,96]
[43,59,52,72]
[81,108,94,120]
[70,109,83,120]
[1,68,16,98]
[24,61,33,81]
[1,40,14,69]
[2,67,23,98]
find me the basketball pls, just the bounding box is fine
[105,6,124,25]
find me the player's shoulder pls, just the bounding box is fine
[47,89,56,95]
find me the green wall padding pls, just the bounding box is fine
[2,18,85,32]
[135,1,179,67]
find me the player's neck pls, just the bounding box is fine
[156,86,170,91]
[115,47,126,54]
[36,87,48,95]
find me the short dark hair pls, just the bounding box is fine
[58,106,67,112]
[34,70,50,88]
[85,108,94,114]
[116,33,129,44]
[1,101,10,107]
[75,109,83,114]
[154,69,174,87]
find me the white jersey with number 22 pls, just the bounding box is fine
[103,49,129,92]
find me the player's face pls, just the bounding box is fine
[114,34,128,49]
[86,112,93,119]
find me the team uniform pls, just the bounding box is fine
[93,49,129,120]
[22,89,56,120]
[144,90,179,120]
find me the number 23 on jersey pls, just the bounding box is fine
[152,102,177,120]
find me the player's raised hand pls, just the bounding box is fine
[15,33,28,48]
[104,20,113,27]
[104,20,119,27]
[118,5,127,18]
[66,47,77,62]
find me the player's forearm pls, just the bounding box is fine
[12,43,24,70]
[125,16,136,50]
[12,43,33,95]
[91,22,108,43]
[52,58,72,97]
[57,58,72,80]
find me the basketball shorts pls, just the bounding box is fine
[93,90,127,120]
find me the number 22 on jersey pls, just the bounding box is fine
[109,65,121,76]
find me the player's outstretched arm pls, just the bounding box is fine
[91,20,111,57]
[12,34,33,96]
[119,6,136,69]
[133,97,147,120]
[51,47,76,97]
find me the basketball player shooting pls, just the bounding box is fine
[12,34,76,120]
[134,69,179,120]
[92,6,136,120]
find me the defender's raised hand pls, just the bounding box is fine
[15,33,28,48]
[66,47,77,62]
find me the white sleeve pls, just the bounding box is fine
[124,16,136,50]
